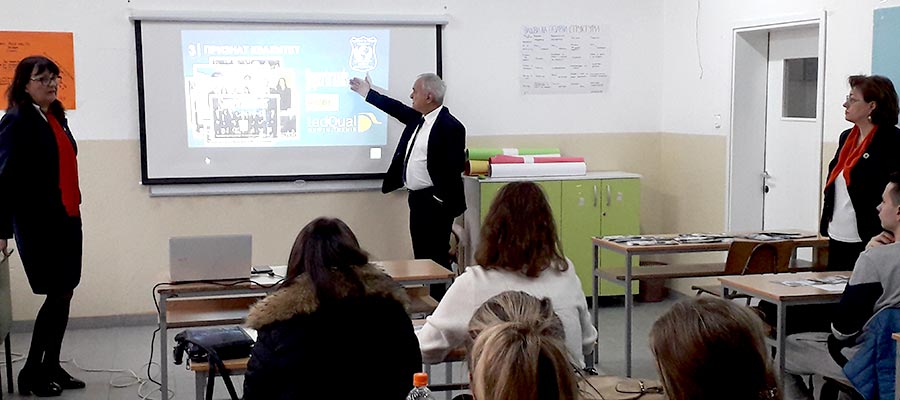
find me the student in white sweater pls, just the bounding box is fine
[415,181,598,368]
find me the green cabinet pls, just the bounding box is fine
[463,173,640,296]
[562,179,641,296]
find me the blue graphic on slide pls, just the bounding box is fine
[181,30,390,148]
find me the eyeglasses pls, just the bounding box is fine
[845,95,863,104]
[30,75,61,86]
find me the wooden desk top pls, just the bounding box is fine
[592,232,828,255]
[375,259,455,282]
[158,259,454,295]
[718,271,847,303]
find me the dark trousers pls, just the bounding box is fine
[827,238,866,271]
[408,188,454,300]
[25,290,73,371]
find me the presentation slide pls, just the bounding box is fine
[136,19,438,183]
[181,30,390,148]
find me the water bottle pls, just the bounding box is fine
[406,372,435,400]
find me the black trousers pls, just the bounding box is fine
[408,188,454,300]
[827,238,866,271]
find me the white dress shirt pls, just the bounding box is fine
[404,106,442,191]
[828,172,862,242]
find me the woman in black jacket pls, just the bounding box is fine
[820,75,900,270]
[243,217,422,399]
[0,56,84,396]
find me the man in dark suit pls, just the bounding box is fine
[350,73,465,297]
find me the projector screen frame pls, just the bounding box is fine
[133,11,447,185]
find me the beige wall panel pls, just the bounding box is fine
[8,140,413,319]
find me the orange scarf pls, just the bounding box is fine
[825,125,877,188]
[46,113,81,217]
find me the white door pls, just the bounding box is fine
[762,27,821,242]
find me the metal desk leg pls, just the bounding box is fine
[159,293,169,397]
[776,301,786,376]
[624,254,633,377]
[445,362,453,400]
[195,370,206,400]
[5,333,12,394]
[591,244,599,366]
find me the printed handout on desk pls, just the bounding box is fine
[604,234,729,246]
[742,232,816,241]
[777,275,849,292]
[626,239,679,246]
[673,233,731,244]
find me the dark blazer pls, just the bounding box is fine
[0,105,82,294]
[366,90,467,217]
[820,125,900,241]
[243,264,422,400]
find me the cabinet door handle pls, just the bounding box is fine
[593,185,598,207]
[606,185,611,207]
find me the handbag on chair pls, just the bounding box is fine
[173,326,254,400]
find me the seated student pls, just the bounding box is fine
[416,181,598,368]
[650,297,781,400]
[462,291,579,400]
[242,217,421,400]
[784,173,900,399]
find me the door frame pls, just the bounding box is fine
[726,13,826,232]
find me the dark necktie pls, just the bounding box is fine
[402,117,426,185]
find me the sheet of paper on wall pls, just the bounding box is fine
[0,31,76,109]
[520,23,610,95]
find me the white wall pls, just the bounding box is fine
[443,1,665,135]
[660,0,900,141]
[7,0,665,140]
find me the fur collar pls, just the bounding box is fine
[245,263,410,329]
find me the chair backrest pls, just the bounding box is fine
[450,223,468,275]
[723,239,795,275]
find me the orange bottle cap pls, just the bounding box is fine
[413,372,429,387]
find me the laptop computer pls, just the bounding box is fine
[169,234,252,282]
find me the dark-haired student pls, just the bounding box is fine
[0,56,84,397]
[242,217,421,400]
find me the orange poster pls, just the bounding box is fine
[0,31,75,109]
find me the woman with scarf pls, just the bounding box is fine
[0,56,84,397]
[821,75,900,271]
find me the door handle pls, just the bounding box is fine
[593,185,598,207]
[606,185,611,207]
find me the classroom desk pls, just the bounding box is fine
[156,259,455,398]
[592,233,828,376]
[719,271,846,376]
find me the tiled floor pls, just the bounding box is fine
[0,295,678,400]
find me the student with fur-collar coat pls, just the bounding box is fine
[242,218,422,400]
